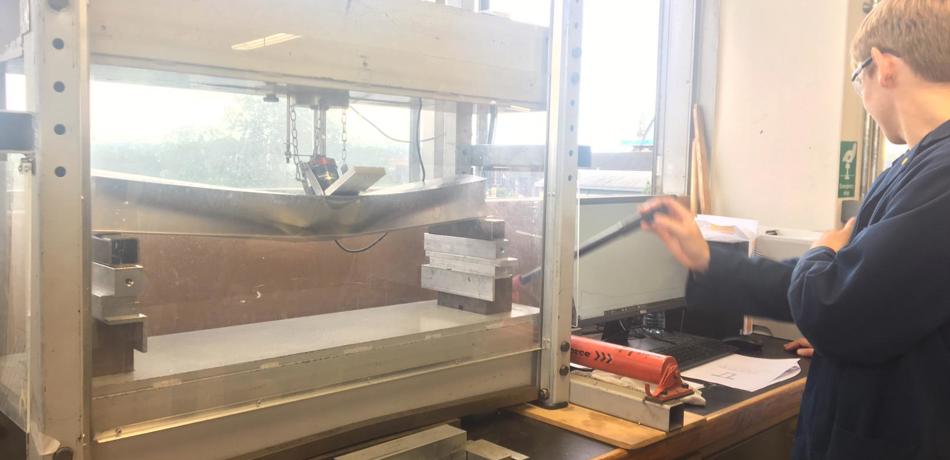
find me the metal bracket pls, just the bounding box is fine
[18,152,35,174]
[570,373,686,432]
[464,144,592,171]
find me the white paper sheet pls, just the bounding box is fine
[681,355,801,392]
[695,214,759,245]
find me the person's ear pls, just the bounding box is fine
[870,47,898,89]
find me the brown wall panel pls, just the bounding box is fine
[136,199,546,336]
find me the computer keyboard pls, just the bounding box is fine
[629,331,738,370]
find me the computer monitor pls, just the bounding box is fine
[574,195,688,326]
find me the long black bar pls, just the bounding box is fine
[519,206,665,284]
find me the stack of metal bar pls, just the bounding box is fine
[421,218,517,315]
[92,235,147,376]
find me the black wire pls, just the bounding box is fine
[350,105,439,143]
[415,98,426,183]
[334,232,389,253]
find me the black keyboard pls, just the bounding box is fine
[632,331,738,369]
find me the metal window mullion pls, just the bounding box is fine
[538,0,581,408]
[25,0,91,458]
[1,62,6,109]
[654,0,698,197]
[409,98,422,182]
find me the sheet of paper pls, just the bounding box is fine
[681,355,801,392]
[695,214,759,245]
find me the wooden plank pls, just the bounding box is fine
[512,376,807,460]
[602,378,806,460]
[509,403,706,450]
[88,0,548,106]
[590,449,634,460]
[692,104,712,214]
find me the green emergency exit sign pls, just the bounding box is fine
[838,141,857,198]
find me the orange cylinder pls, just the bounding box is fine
[570,335,690,400]
[570,335,673,382]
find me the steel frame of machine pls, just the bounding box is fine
[2,0,582,459]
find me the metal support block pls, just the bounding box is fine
[426,253,516,278]
[91,294,142,322]
[92,319,147,377]
[424,233,506,259]
[92,235,139,265]
[429,218,506,241]
[421,265,500,301]
[437,287,511,315]
[465,439,529,460]
[569,374,685,432]
[92,262,144,297]
[335,424,467,460]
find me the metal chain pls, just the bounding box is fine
[289,106,303,183]
[341,108,348,167]
[284,101,293,164]
[290,108,299,158]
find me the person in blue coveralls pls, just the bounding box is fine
[640,1,950,458]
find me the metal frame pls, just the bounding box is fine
[538,0,581,408]
[24,0,93,458]
[11,0,584,457]
[1,61,6,108]
[86,0,548,108]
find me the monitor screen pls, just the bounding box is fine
[575,195,687,326]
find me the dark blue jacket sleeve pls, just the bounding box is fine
[686,244,796,322]
[789,164,950,364]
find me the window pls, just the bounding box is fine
[4,73,25,111]
[490,0,662,196]
[86,77,421,190]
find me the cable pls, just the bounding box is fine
[333,232,389,253]
[415,98,427,183]
[349,105,439,144]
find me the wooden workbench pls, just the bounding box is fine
[507,336,808,459]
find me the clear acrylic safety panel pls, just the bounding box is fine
[86,2,552,436]
[0,156,30,432]
[1,71,31,450]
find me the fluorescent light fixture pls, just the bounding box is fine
[507,105,532,112]
[231,33,301,51]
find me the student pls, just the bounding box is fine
[640,1,950,458]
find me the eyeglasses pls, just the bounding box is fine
[851,56,874,95]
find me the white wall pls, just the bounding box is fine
[710,0,856,230]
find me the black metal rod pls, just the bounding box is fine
[520,207,665,284]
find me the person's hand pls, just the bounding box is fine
[784,337,814,357]
[811,218,856,252]
[640,196,711,273]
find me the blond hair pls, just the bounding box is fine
[851,0,950,82]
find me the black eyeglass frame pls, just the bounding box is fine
[851,56,874,83]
